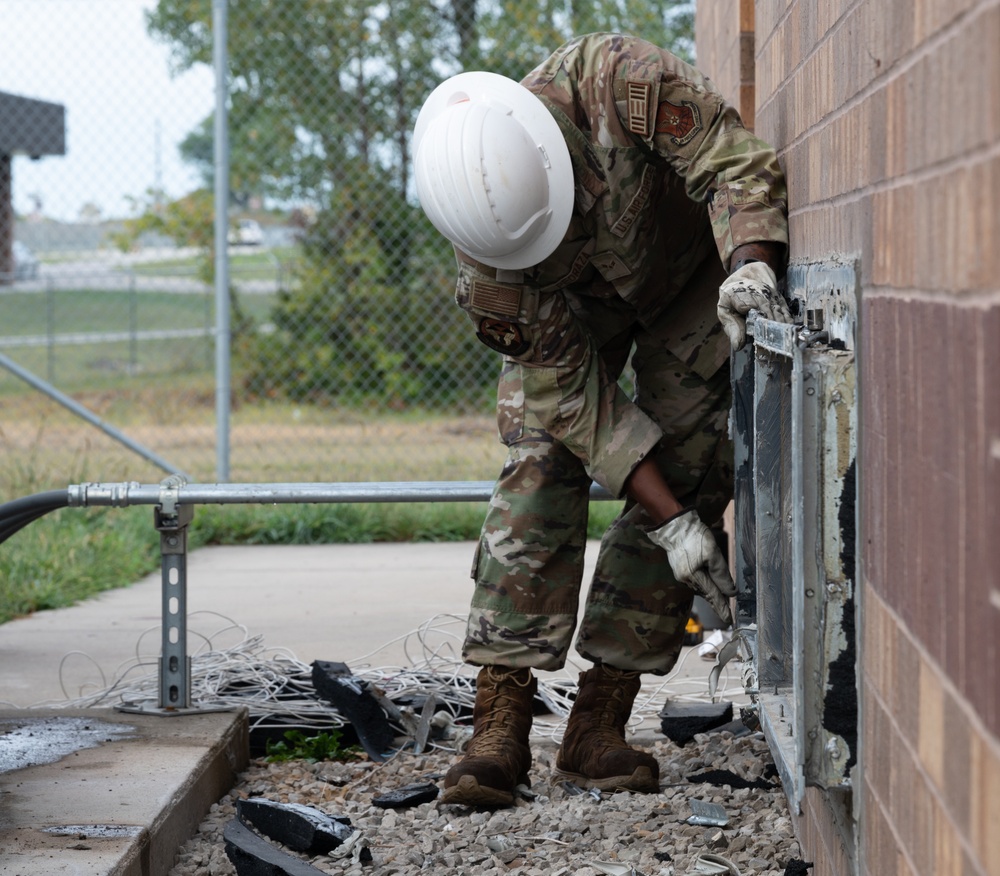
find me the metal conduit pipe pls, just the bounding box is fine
[65,480,504,507]
[62,480,615,508]
[0,480,615,545]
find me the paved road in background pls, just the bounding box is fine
[5,242,291,295]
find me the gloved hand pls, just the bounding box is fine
[647,508,735,627]
[717,261,792,350]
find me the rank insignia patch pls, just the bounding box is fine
[655,99,702,146]
[476,318,530,357]
[625,80,652,136]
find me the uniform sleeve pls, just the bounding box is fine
[630,63,789,270]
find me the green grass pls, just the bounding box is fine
[0,287,274,398]
[125,247,300,280]
[0,290,211,335]
[0,338,214,397]
[0,488,622,625]
[0,506,161,623]
[0,288,275,338]
[0,280,619,623]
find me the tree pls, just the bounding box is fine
[148,0,693,210]
[145,0,695,407]
[113,188,216,282]
[147,0,447,206]
[112,188,253,335]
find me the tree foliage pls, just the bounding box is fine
[113,187,216,281]
[146,0,694,407]
[111,186,256,336]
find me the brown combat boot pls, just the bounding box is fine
[442,666,536,806]
[555,665,660,792]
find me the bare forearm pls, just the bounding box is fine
[730,241,786,277]
[624,456,684,525]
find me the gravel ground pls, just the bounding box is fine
[168,726,806,876]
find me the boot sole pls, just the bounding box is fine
[553,765,659,793]
[440,773,517,807]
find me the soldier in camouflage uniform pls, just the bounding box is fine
[413,33,790,806]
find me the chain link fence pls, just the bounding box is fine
[0,0,692,495]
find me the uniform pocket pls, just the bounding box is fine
[456,263,541,359]
[495,360,526,446]
[456,262,538,323]
[725,179,772,206]
[469,537,484,580]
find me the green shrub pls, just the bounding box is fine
[264,729,354,763]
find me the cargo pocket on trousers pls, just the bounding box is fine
[495,359,526,446]
[470,538,483,581]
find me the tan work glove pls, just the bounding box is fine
[717,261,792,350]
[647,508,735,627]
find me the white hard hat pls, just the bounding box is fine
[413,71,574,270]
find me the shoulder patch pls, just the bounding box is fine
[476,318,530,357]
[470,279,522,317]
[655,99,702,146]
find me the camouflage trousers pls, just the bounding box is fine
[461,267,734,675]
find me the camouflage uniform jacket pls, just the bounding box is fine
[456,33,788,495]
[522,32,786,307]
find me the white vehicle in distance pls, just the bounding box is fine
[12,241,40,280]
[229,219,264,246]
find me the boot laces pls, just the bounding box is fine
[591,669,639,746]
[468,668,531,757]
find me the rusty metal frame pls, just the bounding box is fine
[731,261,858,813]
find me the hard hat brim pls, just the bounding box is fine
[414,71,574,270]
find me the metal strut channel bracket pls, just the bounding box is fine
[118,476,228,716]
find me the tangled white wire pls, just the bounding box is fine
[48,611,746,750]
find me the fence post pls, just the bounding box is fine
[46,278,55,383]
[129,270,138,374]
[213,0,231,481]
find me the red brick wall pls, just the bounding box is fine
[694,0,757,128]
[697,2,1000,875]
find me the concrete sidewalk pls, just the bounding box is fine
[0,541,491,876]
[0,542,487,708]
[0,541,736,876]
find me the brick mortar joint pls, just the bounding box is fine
[755,2,995,152]
[863,584,1000,761]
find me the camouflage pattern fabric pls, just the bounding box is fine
[462,253,734,675]
[523,32,789,310]
[452,33,788,674]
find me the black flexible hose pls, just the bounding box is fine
[0,490,70,545]
[0,511,56,544]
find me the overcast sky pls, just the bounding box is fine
[1,0,215,222]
